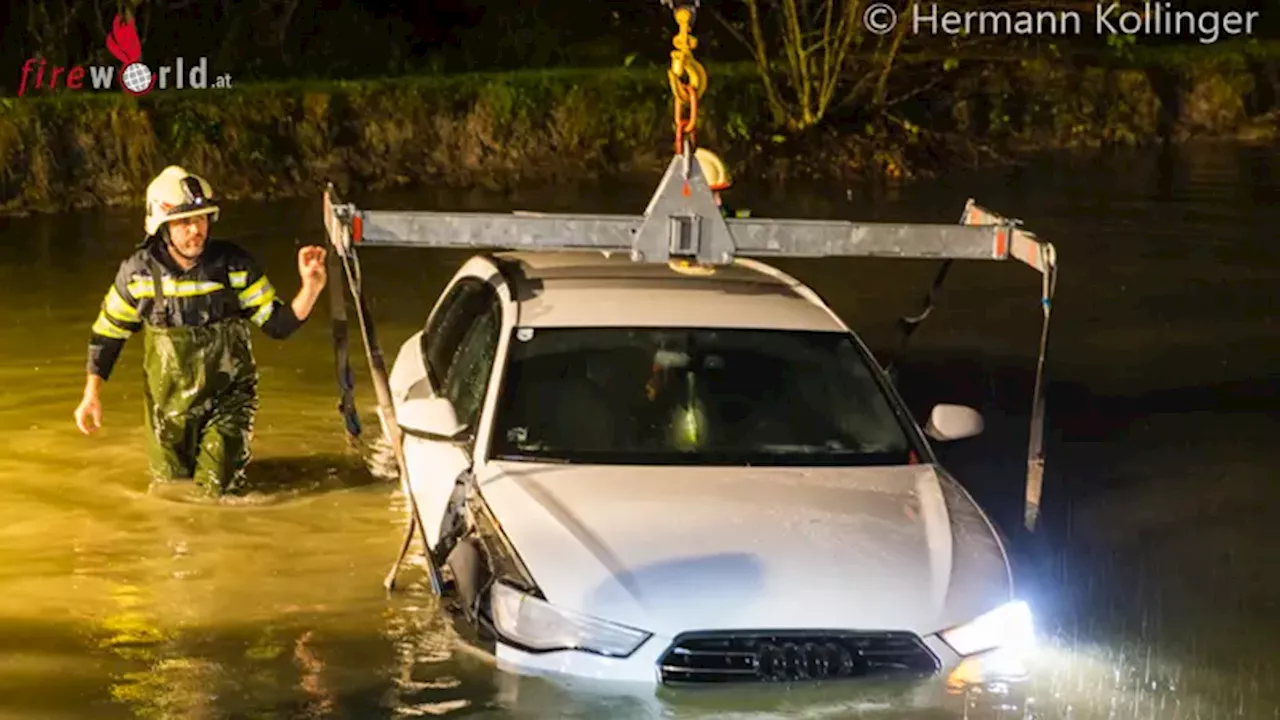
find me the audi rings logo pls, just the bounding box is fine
[752,641,860,681]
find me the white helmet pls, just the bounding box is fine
[695,148,731,191]
[144,165,220,236]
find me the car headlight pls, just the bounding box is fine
[489,581,652,658]
[939,600,1035,657]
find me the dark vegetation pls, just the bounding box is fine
[1,0,1278,213]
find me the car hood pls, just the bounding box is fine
[475,461,1012,638]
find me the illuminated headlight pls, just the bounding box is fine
[939,600,1035,657]
[489,582,652,658]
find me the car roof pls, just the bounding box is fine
[489,251,847,331]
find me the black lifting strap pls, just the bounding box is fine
[335,239,446,597]
[886,259,954,377]
[1024,247,1058,533]
[148,255,168,323]
[327,240,362,440]
[884,245,1058,535]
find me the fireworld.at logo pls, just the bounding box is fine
[18,14,233,97]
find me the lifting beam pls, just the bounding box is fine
[323,153,1054,274]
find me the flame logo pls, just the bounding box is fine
[105,14,155,95]
[106,14,142,66]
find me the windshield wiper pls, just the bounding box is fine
[494,453,572,464]
[757,444,838,453]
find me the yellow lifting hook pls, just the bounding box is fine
[666,3,708,153]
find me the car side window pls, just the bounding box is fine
[440,290,502,446]
[422,279,486,390]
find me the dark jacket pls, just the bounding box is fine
[87,236,304,380]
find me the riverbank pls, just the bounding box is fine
[1,42,1277,214]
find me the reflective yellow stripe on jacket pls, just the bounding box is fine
[91,286,140,340]
[126,275,225,299]
[91,311,132,339]
[103,286,139,324]
[237,276,277,326]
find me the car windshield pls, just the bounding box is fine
[489,327,915,466]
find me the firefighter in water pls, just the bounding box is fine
[73,165,328,495]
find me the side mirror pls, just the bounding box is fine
[398,396,467,440]
[924,404,984,442]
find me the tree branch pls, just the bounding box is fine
[881,69,950,108]
[709,6,753,53]
[819,0,837,104]
[744,0,789,127]
[781,0,813,126]
[872,5,911,105]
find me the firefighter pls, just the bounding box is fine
[73,165,327,496]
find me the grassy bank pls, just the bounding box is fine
[1,43,1277,214]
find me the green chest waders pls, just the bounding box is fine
[143,258,260,495]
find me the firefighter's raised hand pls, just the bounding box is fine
[297,245,327,290]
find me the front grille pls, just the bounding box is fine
[658,630,940,684]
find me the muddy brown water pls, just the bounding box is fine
[0,142,1276,719]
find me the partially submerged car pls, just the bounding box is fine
[384,250,1036,692]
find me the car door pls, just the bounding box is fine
[402,277,503,551]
